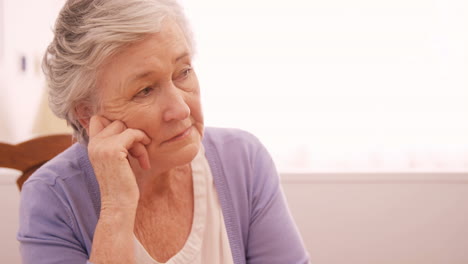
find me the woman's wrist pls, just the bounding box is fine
[90,206,137,264]
[99,204,138,221]
[90,209,137,264]
[99,191,139,212]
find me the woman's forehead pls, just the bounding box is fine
[113,19,189,62]
[99,20,191,85]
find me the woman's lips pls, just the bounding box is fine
[164,126,192,143]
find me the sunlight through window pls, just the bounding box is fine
[183,0,468,172]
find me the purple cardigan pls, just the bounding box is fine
[18,127,310,264]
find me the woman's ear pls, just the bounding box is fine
[75,104,92,134]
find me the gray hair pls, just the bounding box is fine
[43,0,194,144]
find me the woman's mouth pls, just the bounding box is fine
[164,126,192,143]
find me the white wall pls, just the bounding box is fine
[0,169,21,263]
[1,0,64,143]
[283,173,468,264]
[2,170,468,263]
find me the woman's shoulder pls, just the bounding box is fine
[18,143,98,256]
[202,126,276,186]
[202,126,262,152]
[23,143,92,189]
[202,127,274,170]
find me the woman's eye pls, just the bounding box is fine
[179,67,192,79]
[134,87,153,98]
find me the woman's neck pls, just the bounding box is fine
[135,163,192,203]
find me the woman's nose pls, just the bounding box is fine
[162,85,191,122]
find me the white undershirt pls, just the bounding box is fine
[133,146,234,264]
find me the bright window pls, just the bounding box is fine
[182,0,468,172]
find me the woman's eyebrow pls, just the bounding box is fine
[131,71,154,84]
[129,52,189,83]
[174,52,190,63]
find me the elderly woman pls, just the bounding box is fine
[17,0,309,263]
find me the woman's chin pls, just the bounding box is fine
[147,138,201,172]
[173,141,201,166]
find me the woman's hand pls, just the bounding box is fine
[87,115,151,264]
[87,115,151,210]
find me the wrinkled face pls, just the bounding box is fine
[96,18,204,171]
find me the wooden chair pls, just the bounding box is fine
[0,134,73,191]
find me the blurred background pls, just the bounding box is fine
[1,0,467,263]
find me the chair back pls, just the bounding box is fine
[0,134,73,190]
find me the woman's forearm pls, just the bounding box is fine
[89,207,137,264]
[87,117,148,263]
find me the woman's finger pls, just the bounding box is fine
[117,129,151,170]
[88,116,151,170]
[129,143,151,170]
[89,115,108,138]
[119,129,152,149]
[90,116,127,139]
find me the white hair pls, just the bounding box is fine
[43,0,195,143]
